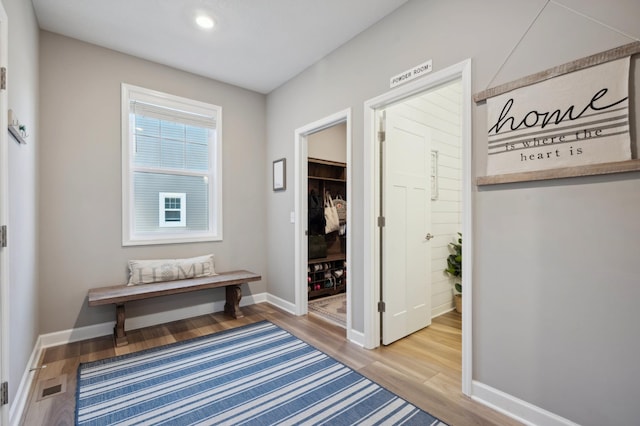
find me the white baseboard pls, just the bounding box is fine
[9,336,43,426]
[431,303,455,318]
[347,328,365,347]
[266,293,296,314]
[471,381,580,426]
[39,322,113,349]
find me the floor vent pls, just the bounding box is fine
[42,384,62,398]
[36,374,67,401]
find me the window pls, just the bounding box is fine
[122,84,222,245]
[159,192,186,227]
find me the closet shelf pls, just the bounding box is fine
[308,158,346,181]
[308,253,346,265]
[308,175,346,182]
[308,157,345,167]
[308,285,346,299]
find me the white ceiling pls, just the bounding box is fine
[32,0,409,94]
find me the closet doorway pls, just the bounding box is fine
[294,109,352,337]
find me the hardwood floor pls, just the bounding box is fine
[20,303,521,425]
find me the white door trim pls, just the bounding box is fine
[294,109,353,337]
[0,2,9,423]
[363,59,473,396]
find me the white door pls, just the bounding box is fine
[381,106,432,345]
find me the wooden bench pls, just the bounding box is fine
[88,270,261,346]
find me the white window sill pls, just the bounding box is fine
[122,233,222,246]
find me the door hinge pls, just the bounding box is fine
[0,225,6,248]
[378,130,385,142]
[0,67,6,91]
[377,216,385,227]
[1,381,8,405]
[377,301,386,313]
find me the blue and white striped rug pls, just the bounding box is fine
[76,321,447,425]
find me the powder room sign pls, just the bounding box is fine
[475,41,640,184]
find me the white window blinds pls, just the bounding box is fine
[130,100,217,129]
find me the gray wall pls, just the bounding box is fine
[265,0,640,424]
[39,32,267,333]
[2,0,39,407]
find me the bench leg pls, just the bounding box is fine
[114,303,129,346]
[224,284,244,319]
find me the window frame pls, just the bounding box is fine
[121,83,223,246]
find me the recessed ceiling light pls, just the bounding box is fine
[196,15,214,29]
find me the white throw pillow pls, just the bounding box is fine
[127,254,217,285]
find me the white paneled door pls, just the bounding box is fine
[381,106,432,345]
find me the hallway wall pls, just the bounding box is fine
[265,1,640,424]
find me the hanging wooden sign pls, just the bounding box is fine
[474,41,640,185]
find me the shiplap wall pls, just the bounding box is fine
[400,79,463,316]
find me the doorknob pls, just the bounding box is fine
[425,233,434,240]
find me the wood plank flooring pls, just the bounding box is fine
[20,303,521,425]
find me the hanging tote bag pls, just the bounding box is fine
[324,192,340,234]
[334,195,347,222]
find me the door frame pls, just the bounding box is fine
[363,59,473,395]
[0,2,9,423]
[294,109,352,336]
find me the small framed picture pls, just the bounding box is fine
[273,158,286,191]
